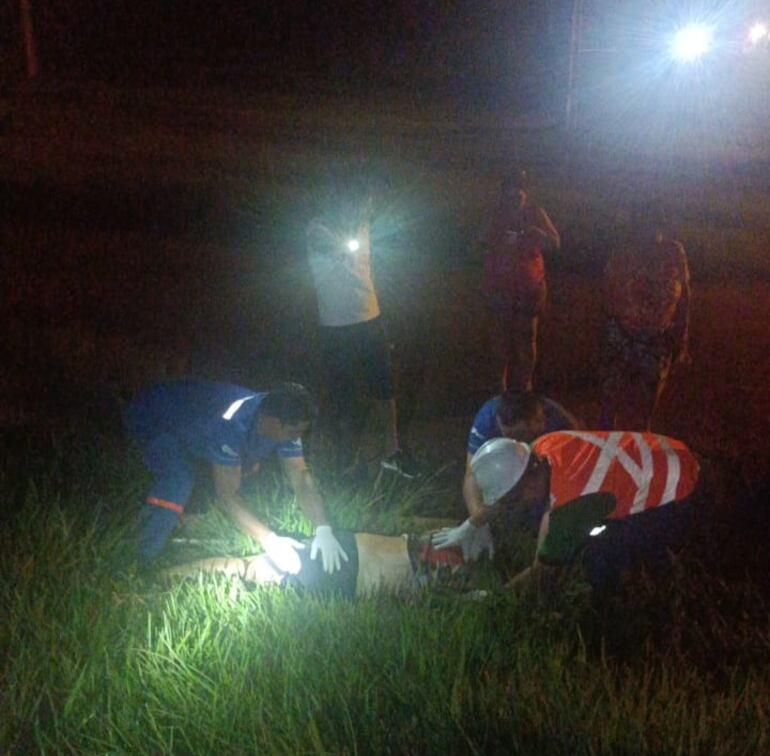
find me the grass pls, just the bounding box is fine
[0,432,768,754]
[1,84,769,752]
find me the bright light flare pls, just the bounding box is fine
[671,24,714,62]
[747,22,768,45]
[346,238,360,252]
[589,525,607,537]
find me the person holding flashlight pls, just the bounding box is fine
[124,379,348,572]
[481,169,560,392]
[307,192,418,479]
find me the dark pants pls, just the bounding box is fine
[582,499,694,595]
[276,530,360,599]
[320,316,395,413]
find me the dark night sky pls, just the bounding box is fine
[3,1,571,106]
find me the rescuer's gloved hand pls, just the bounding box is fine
[310,525,349,574]
[263,533,305,575]
[432,518,480,560]
[466,522,495,561]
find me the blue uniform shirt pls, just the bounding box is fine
[467,396,578,455]
[124,380,304,466]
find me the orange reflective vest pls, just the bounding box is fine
[532,431,700,519]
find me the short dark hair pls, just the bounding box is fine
[496,390,542,427]
[259,383,318,425]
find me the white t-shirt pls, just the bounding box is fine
[307,218,381,327]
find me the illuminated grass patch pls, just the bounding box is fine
[1,441,767,754]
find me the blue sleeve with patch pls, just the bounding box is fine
[277,437,304,458]
[468,398,500,455]
[200,420,247,466]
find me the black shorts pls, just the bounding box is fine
[320,317,394,403]
[271,530,360,599]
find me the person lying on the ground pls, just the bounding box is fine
[163,529,480,599]
[435,431,700,595]
[123,379,347,573]
[463,391,580,558]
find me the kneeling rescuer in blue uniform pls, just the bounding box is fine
[124,380,347,574]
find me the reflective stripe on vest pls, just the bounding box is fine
[147,497,185,515]
[532,431,699,519]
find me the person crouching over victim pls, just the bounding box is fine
[463,390,580,558]
[435,431,700,595]
[124,380,348,573]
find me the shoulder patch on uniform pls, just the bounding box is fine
[221,444,239,458]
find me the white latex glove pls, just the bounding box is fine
[310,525,349,574]
[466,522,495,562]
[263,533,305,575]
[431,518,478,559]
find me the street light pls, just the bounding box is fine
[670,23,714,62]
[747,22,768,46]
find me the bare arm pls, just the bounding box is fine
[671,243,691,362]
[505,509,551,592]
[463,453,487,520]
[531,206,561,251]
[212,463,272,545]
[280,455,329,527]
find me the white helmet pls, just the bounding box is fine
[471,438,531,505]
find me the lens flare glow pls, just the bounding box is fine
[748,22,768,45]
[671,24,714,62]
[346,238,360,252]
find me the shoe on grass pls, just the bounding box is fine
[380,449,421,479]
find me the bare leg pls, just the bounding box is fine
[354,533,413,597]
[600,367,623,430]
[162,555,283,585]
[507,311,537,392]
[361,398,401,475]
[375,398,400,458]
[646,371,671,432]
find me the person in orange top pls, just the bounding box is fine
[433,430,700,594]
[601,203,691,430]
[481,169,560,392]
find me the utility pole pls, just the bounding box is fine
[20,0,39,80]
[565,0,583,132]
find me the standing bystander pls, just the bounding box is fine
[480,169,560,392]
[601,203,691,430]
[307,188,418,479]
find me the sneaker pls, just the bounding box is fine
[380,449,421,479]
